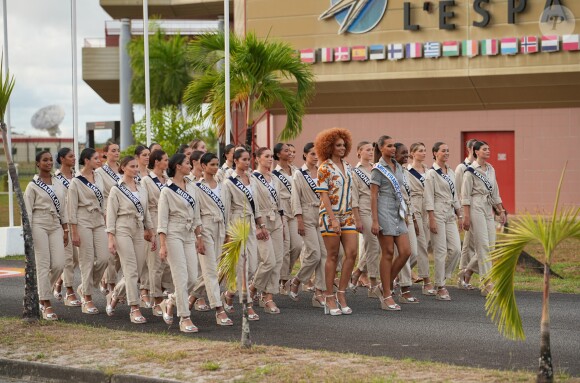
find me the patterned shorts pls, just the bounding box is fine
[320,211,357,237]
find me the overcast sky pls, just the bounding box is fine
[2,0,121,142]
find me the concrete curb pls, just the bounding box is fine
[0,358,179,383]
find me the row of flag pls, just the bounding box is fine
[298,35,580,63]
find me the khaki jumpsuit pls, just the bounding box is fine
[142,173,173,299]
[191,179,229,308]
[461,162,503,279]
[221,172,261,303]
[216,164,233,183]
[424,163,461,287]
[455,160,477,273]
[106,180,154,306]
[54,170,78,290]
[274,165,303,281]
[68,172,109,296]
[158,180,202,318]
[406,164,431,279]
[351,162,380,279]
[291,165,327,290]
[252,171,284,295]
[24,175,67,301]
[95,165,122,286]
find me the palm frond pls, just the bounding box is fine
[218,218,251,291]
[0,54,16,122]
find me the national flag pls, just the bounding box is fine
[520,36,538,54]
[320,48,334,63]
[541,35,559,52]
[481,39,498,56]
[369,45,386,60]
[387,43,404,61]
[424,42,441,58]
[442,41,460,57]
[462,40,479,58]
[405,43,423,59]
[563,34,580,51]
[352,46,368,61]
[334,46,351,62]
[500,37,518,55]
[299,49,316,63]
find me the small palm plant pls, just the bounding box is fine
[484,163,579,383]
[0,57,40,321]
[218,216,252,348]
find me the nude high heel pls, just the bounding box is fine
[323,295,342,316]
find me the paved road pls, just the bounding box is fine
[0,259,578,376]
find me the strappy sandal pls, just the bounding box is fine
[247,304,260,321]
[139,293,152,309]
[399,290,420,304]
[324,294,342,316]
[457,269,475,290]
[336,290,352,315]
[159,296,174,325]
[64,292,81,307]
[380,295,401,311]
[99,280,109,296]
[286,278,300,302]
[193,298,211,312]
[81,300,99,315]
[369,284,383,299]
[152,302,163,317]
[41,305,58,321]
[215,310,233,326]
[436,287,452,301]
[422,282,437,296]
[105,292,116,316]
[53,281,63,301]
[311,293,326,308]
[130,308,147,324]
[261,297,280,314]
[179,317,198,333]
[221,292,234,314]
[302,281,316,292]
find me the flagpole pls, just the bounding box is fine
[71,0,79,172]
[143,0,151,146]
[224,0,231,145]
[2,0,13,226]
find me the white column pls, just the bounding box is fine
[143,1,151,147]
[71,0,79,170]
[3,0,13,226]
[119,18,134,149]
[224,0,231,145]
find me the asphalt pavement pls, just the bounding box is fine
[0,259,578,376]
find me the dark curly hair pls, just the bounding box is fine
[314,128,352,163]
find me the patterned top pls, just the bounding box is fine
[316,159,353,216]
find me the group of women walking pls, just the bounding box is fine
[24,128,505,331]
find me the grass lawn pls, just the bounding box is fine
[0,177,30,227]
[0,317,562,383]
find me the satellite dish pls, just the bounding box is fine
[31,105,65,137]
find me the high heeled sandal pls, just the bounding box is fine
[247,305,260,321]
[249,286,260,305]
[457,269,475,290]
[41,305,58,321]
[99,280,109,296]
[349,273,359,293]
[302,282,316,292]
[279,281,289,296]
[369,284,383,299]
[286,278,300,302]
[139,294,152,309]
[261,298,280,314]
[159,296,174,325]
[81,300,99,315]
[480,283,494,297]
[193,299,211,312]
[399,290,420,304]
[311,293,326,308]
[436,287,452,301]
[380,295,401,311]
[336,290,352,315]
[179,317,198,333]
[105,292,116,316]
[76,286,85,304]
[422,283,437,296]
[130,308,147,324]
[64,292,81,307]
[152,302,163,317]
[53,281,63,301]
[215,310,233,326]
[221,292,234,314]
[323,295,342,316]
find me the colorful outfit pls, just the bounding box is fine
[316,159,356,236]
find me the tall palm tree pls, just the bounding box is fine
[484,163,579,383]
[183,31,315,151]
[128,28,192,109]
[0,59,39,321]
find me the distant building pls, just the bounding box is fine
[0,136,74,164]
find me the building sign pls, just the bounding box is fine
[319,0,571,34]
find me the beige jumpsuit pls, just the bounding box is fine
[395,170,418,288]
[24,175,67,301]
[106,181,154,306]
[142,173,173,299]
[216,164,233,183]
[424,163,461,287]
[291,165,327,290]
[191,179,228,308]
[406,164,431,279]
[221,172,260,303]
[252,171,284,294]
[95,165,122,286]
[158,180,201,318]
[68,172,109,296]
[54,170,78,289]
[455,160,477,273]
[461,162,503,279]
[351,162,380,279]
[274,165,303,281]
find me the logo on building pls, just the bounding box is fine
[319,0,388,35]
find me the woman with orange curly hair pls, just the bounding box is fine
[315,128,358,316]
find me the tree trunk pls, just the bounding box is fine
[244,98,254,160]
[537,262,553,383]
[0,122,39,322]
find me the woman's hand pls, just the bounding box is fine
[499,210,506,225]
[196,237,205,255]
[429,217,438,234]
[371,221,380,236]
[144,229,153,243]
[159,245,168,261]
[330,218,341,235]
[71,230,80,247]
[108,236,117,256]
[63,231,69,247]
[413,220,420,236]
[457,216,464,232]
[355,219,363,233]
[257,227,270,241]
[463,214,471,231]
[297,217,305,237]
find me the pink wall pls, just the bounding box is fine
[268,108,580,214]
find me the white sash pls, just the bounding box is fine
[196,182,225,220]
[33,177,62,222]
[115,183,145,216]
[373,163,407,219]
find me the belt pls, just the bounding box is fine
[201,214,223,223]
[169,218,195,231]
